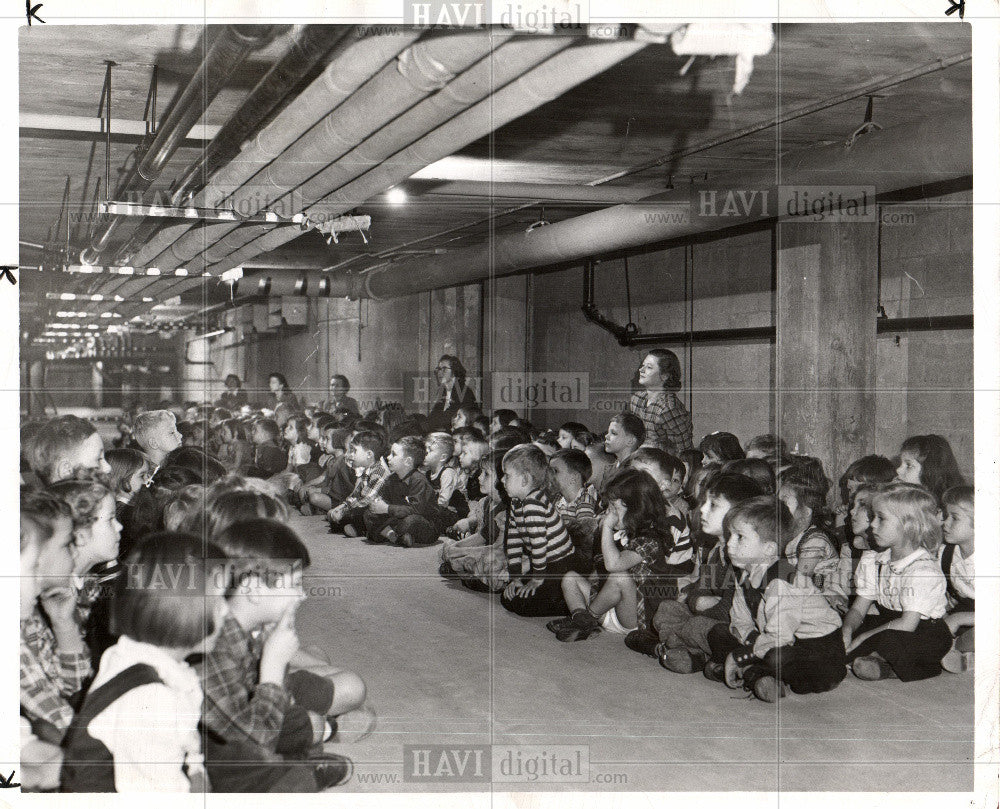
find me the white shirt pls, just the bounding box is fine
[938,544,975,602]
[729,561,843,658]
[855,548,947,619]
[87,636,205,792]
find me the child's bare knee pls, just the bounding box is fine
[331,671,366,713]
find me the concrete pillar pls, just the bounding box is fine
[776,221,877,482]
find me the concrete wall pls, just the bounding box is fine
[522,189,972,478]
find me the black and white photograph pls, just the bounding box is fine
[9,0,998,801]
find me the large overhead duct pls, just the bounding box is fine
[126,28,423,269]
[208,37,646,274]
[173,29,510,274]
[234,110,967,301]
[81,24,278,265]
[113,25,352,265]
[345,110,971,299]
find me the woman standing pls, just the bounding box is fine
[628,349,693,454]
[266,372,301,412]
[428,355,478,431]
[216,374,249,411]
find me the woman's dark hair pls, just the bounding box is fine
[899,434,966,502]
[722,457,776,495]
[699,431,745,463]
[224,374,242,388]
[603,467,672,538]
[438,355,467,387]
[111,532,225,649]
[644,349,683,392]
[330,374,351,392]
[268,372,290,391]
[838,454,896,505]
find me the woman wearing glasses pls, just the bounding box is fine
[428,355,478,431]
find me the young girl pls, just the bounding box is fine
[777,458,849,613]
[163,485,207,533]
[842,483,952,681]
[843,485,877,584]
[49,475,125,668]
[61,533,227,792]
[938,484,974,672]
[835,455,896,533]
[106,448,149,527]
[699,432,745,465]
[552,468,693,646]
[895,434,966,503]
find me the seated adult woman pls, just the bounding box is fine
[628,349,693,454]
[319,374,360,415]
[427,355,478,431]
[216,374,249,411]
[266,372,301,412]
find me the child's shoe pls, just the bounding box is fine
[941,647,974,673]
[659,646,708,674]
[546,615,573,633]
[299,503,314,516]
[379,527,398,544]
[851,654,897,681]
[343,524,359,538]
[703,661,725,683]
[556,610,601,642]
[623,629,658,657]
[751,675,787,703]
[399,532,415,548]
[439,560,457,578]
[310,752,353,789]
[329,705,377,744]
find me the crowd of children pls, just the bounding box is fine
[19,390,976,792]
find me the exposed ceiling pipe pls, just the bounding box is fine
[402,179,657,204]
[126,28,423,270]
[80,24,278,265]
[113,25,353,265]
[295,109,967,300]
[170,29,510,274]
[210,37,645,275]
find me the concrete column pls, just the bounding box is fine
[776,221,877,482]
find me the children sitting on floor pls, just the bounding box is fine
[195,519,359,792]
[702,496,847,702]
[938,484,975,673]
[365,436,437,546]
[327,430,391,537]
[842,483,952,681]
[500,444,578,617]
[654,473,764,674]
[61,533,224,792]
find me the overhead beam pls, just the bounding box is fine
[19,113,221,141]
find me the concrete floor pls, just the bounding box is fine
[291,515,974,793]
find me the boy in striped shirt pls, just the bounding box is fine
[500,444,578,618]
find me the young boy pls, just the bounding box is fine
[458,433,489,502]
[327,431,391,537]
[500,444,578,617]
[302,427,355,515]
[939,485,975,672]
[630,447,688,517]
[703,497,846,702]
[654,473,764,673]
[132,410,183,469]
[550,448,599,565]
[423,432,467,532]
[196,519,361,791]
[30,415,112,484]
[249,418,288,478]
[603,413,645,471]
[20,490,91,744]
[365,436,436,547]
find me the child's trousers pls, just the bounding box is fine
[653,600,723,655]
[500,555,579,617]
[708,624,847,694]
[847,604,952,681]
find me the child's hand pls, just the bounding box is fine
[519,578,543,598]
[287,474,303,493]
[260,603,301,683]
[329,504,346,522]
[503,580,523,600]
[369,497,389,515]
[40,582,78,628]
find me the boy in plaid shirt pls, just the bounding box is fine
[196,519,368,791]
[327,431,391,537]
